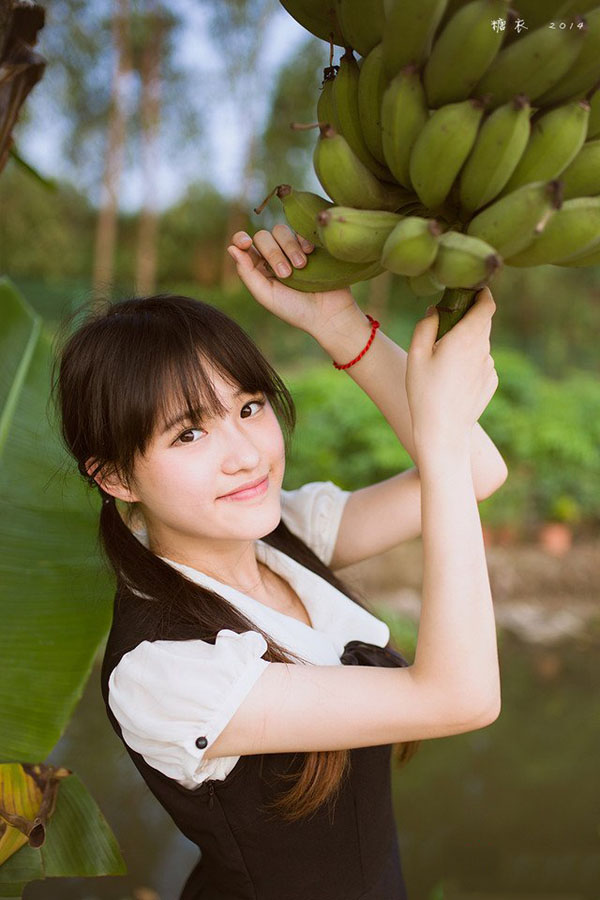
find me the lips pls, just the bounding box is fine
[219,474,269,498]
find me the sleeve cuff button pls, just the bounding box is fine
[195,736,208,749]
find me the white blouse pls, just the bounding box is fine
[108,480,390,791]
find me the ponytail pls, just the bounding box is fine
[51,291,421,824]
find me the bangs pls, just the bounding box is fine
[153,348,273,443]
[52,293,296,492]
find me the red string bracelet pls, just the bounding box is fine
[332,314,380,370]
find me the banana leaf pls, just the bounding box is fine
[0,279,124,889]
[0,768,126,890]
[7,147,57,191]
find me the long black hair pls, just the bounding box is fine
[49,292,420,823]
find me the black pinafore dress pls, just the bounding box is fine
[100,586,410,899]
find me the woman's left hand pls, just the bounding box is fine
[226,225,360,338]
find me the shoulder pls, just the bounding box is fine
[109,629,269,694]
[279,480,352,567]
[107,629,271,787]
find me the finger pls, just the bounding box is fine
[229,232,271,273]
[231,231,253,249]
[227,245,276,300]
[476,285,497,315]
[408,305,438,356]
[458,288,495,337]
[228,244,275,276]
[272,223,308,268]
[294,231,315,254]
[252,229,294,278]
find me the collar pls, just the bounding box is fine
[129,527,390,664]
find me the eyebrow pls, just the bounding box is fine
[161,387,251,435]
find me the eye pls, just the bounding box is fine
[240,397,265,419]
[173,397,265,445]
[174,426,205,445]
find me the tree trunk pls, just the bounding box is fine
[219,4,272,293]
[92,0,131,302]
[135,10,164,296]
[220,131,259,293]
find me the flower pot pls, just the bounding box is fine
[496,524,519,546]
[538,521,573,556]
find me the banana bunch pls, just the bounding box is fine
[267,0,600,337]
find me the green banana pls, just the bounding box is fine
[358,43,387,166]
[313,124,410,210]
[536,8,600,105]
[423,0,510,108]
[380,64,429,189]
[458,94,532,215]
[473,16,588,109]
[494,0,564,30]
[408,268,446,297]
[409,98,486,211]
[561,139,600,199]
[332,49,392,180]
[587,87,600,139]
[335,0,385,56]
[278,0,345,45]
[467,180,563,257]
[317,66,340,130]
[557,243,600,267]
[396,199,433,217]
[275,185,334,246]
[382,0,449,79]
[381,217,443,276]
[316,207,403,262]
[277,246,384,292]
[431,230,503,288]
[498,99,590,196]
[504,197,600,266]
[437,0,568,33]
[554,0,600,15]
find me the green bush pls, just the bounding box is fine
[281,345,600,533]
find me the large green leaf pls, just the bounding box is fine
[0,771,126,886]
[0,277,112,761]
[0,279,124,888]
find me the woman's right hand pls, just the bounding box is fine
[405,286,498,449]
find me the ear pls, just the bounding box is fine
[84,456,140,503]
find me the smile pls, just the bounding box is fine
[218,474,269,501]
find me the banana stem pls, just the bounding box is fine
[435,287,477,340]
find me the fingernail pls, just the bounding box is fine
[277,263,292,277]
[292,253,305,267]
[240,232,251,242]
[302,240,314,250]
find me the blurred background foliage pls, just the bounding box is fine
[2,1,599,896]
[2,131,599,534]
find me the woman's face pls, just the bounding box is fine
[125,364,286,556]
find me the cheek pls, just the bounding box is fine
[263,410,286,461]
[148,448,210,497]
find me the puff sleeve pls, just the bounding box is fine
[280,480,351,566]
[107,628,271,790]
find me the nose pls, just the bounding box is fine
[219,423,262,474]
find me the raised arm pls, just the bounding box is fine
[310,296,508,493]
[192,237,504,761]
[205,412,501,762]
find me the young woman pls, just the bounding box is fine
[50,224,506,900]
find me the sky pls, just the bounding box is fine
[19,1,309,212]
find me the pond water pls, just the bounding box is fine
[23,627,600,900]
